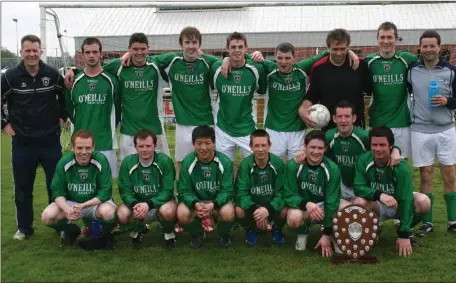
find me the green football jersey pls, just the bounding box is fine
[103,59,164,136]
[66,71,120,151]
[325,127,369,187]
[235,153,285,212]
[178,151,234,209]
[147,52,219,126]
[284,157,341,230]
[212,60,267,137]
[51,151,113,203]
[118,152,175,209]
[366,51,417,128]
[262,51,329,132]
[354,151,415,236]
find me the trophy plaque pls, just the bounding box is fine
[331,205,380,264]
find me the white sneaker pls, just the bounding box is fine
[13,230,27,240]
[295,234,308,251]
[330,236,343,254]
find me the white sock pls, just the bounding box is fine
[164,232,175,240]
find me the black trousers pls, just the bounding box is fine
[12,133,62,236]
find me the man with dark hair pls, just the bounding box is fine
[235,129,287,246]
[117,129,177,249]
[299,28,372,130]
[284,130,343,256]
[366,21,417,160]
[65,37,121,178]
[65,33,170,161]
[353,126,430,256]
[407,30,456,236]
[1,34,67,240]
[41,130,117,250]
[211,32,267,161]
[177,125,235,248]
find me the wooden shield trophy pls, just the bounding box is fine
[331,204,380,264]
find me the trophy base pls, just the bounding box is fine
[331,255,379,264]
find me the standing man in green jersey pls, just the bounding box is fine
[65,33,170,160]
[65,37,121,178]
[235,129,288,246]
[41,130,117,249]
[353,126,430,256]
[117,130,177,249]
[211,32,267,161]
[365,22,417,159]
[284,131,346,257]
[177,126,235,248]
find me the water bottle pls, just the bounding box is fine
[428,80,439,108]
[91,220,101,238]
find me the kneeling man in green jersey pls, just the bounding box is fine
[117,130,177,249]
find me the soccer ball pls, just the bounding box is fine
[309,104,330,129]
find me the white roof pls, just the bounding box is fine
[80,3,456,36]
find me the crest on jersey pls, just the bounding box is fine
[187,64,194,74]
[260,174,268,184]
[233,73,242,83]
[89,82,96,91]
[142,172,150,182]
[375,170,383,182]
[284,75,292,84]
[79,172,88,181]
[135,70,144,78]
[203,168,211,178]
[383,64,391,72]
[342,144,349,152]
[41,76,50,86]
[310,173,317,183]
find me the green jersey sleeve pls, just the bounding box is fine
[269,160,285,212]
[118,159,138,208]
[323,161,342,231]
[235,159,256,210]
[256,63,267,94]
[284,160,305,208]
[151,155,176,207]
[215,156,235,207]
[103,59,121,76]
[95,154,113,202]
[51,158,68,201]
[294,50,329,73]
[398,51,418,65]
[148,52,179,68]
[178,160,199,209]
[201,54,220,67]
[353,153,377,200]
[263,59,278,74]
[112,75,121,127]
[394,162,415,237]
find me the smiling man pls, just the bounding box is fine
[1,34,67,240]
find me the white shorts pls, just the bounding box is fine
[50,199,117,221]
[391,127,411,159]
[341,183,356,202]
[100,150,118,179]
[411,128,456,167]
[215,126,252,161]
[266,128,306,159]
[377,192,417,221]
[119,133,170,162]
[175,124,200,162]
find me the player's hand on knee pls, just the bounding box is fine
[195,203,207,218]
[253,207,269,222]
[315,235,332,257]
[380,193,397,208]
[306,202,324,221]
[256,219,269,230]
[64,68,75,88]
[396,238,412,256]
[3,124,16,137]
[121,52,132,66]
[293,150,307,164]
[251,51,264,62]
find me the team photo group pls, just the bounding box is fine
[2,21,456,258]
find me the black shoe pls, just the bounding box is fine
[409,236,422,248]
[415,223,434,237]
[60,227,81,247]
[104,233,116,250]
[189,235,204,249]
[131,232,144,249]
[448,223,456,233]
[218,235,232,248]
[165,238,176,249]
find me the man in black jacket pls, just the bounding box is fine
[1,34,67,240]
